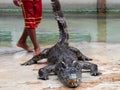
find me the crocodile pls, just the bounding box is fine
[21,0,100,88]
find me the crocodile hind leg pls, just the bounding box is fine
[79,61,101,76]
[69,46,92,61]
[38,65,56,80]
[21,48,50,66]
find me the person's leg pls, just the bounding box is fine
[27,28,40,56]
[28,0,42,55]
[20,1,40,55]
[17,28,33,52]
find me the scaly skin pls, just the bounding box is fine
[21,0,101,88]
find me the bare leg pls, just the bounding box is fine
[17,28,33,52]
[26,28,40,56]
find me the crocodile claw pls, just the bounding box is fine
[91,72,102,76]
[21,60,37,66]
[38,75,49,80]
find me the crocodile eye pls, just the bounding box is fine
[61,61,66,68]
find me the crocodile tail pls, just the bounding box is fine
[51,0,69,44]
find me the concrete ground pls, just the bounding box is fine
[0,42,120,90]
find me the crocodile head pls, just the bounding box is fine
[55,60,82,88]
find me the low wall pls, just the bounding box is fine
[0,0,96,10]
[0,0,120,12]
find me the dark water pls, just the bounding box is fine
[0,14,120,47]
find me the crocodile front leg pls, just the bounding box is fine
[79,61,101,76]
[69,46,92,61]
[38,65,56,80]
[21,48,50,66]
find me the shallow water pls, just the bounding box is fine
[0,14,120,48]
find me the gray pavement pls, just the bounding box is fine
[0,42,120,90]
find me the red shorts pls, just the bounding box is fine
[21,0,42,29]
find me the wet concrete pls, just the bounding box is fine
[0,42,120,90]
